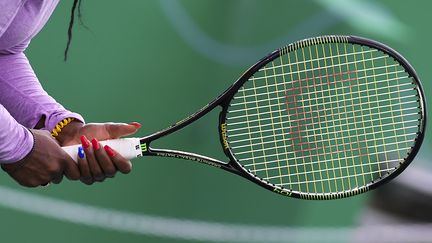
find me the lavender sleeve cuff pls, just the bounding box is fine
[0,52,84,131]
[0,52,84,162]
[0,104,33,163]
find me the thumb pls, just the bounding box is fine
[105,122,141,139]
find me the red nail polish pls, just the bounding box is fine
[91,138,100,150]
[104,145,116,157]
[129,122,142,128]
[80,135,90,149]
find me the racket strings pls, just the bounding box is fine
[230,69,408,107]
[258,49,378,73]
[242,55,394,88]
[226,42,421,194]
[228,88,416,123]
[235,132,418,158]
[227,106,420,145]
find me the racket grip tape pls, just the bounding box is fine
[62,138,142,162]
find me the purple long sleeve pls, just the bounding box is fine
[0,103,33,163]
[0,0,84,163]
[0,53,84,131]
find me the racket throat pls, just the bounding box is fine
[146,148,228,169]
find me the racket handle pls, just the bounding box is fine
[62,138,142,162]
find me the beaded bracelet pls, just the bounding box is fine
[51,118,75,137]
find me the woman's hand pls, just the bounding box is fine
[1,129,80,187]
[55,121,141,185]
[55,121,141,146]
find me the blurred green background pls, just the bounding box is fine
[0,0,430,242]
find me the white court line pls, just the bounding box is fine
[1,183,432,242]
[159,0,406,66]
[159,0,340,66]
[0,185,349,242]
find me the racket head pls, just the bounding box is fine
[220,35,426,200]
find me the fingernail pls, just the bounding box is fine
[80,135,90,149]
[91,138,100,150]
[78,146,85,159]
[104,145,116,157]
[129,122,142,128]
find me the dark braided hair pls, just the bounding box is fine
[64,0,83,61]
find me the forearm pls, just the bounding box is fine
[0,52,84,131]
[0,104,33,163]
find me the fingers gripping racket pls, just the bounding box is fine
[63,35,426,200]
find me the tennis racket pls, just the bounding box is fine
[63,35,426,200]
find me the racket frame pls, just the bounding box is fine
[139,51,279,173]
[348,36,427,192]
[139,35,426,200]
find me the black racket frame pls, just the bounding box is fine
[139,35,426,200]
